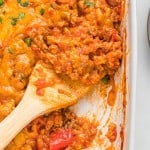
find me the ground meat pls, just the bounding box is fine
[6,109,98,150]
[106,123,117,142]
[21,0,123,85]
[28,26,122,85]
[105,0,121,7]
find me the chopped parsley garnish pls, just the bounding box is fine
[17,0,29,7]
[40,8,45,16]
[18,12,25,19]
[0,0,4,6]
[101,75,110,84]
[24,37,32,47]
[20,73,26,80]
[11,17,18,26]
[11,12,25,26]
[7,47,13,54]
[84,0,95,8]
[17,0,21,3]
[21,2,29,7]
[0,17,2,24]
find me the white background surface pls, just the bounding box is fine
[135,0,150,150]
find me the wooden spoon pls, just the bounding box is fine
[0,61,91,150]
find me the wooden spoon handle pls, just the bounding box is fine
[0,96,45,150]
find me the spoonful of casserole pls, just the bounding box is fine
[0,61,92,150]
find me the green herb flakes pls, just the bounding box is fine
[84,0,95,8]
[11,17,18,26]
[20,74,26,80]
[0,17,2,24]
[11,12,25,26]
[0,0,4,6]
[101,75,110,84]
[17,0,21,3]
[7,47,13,54]
[24,37,32,47]
[21,2,29,7]
[40,8,45,16]
[17,0,29,7]
[18,12,25,19]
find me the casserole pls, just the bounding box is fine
[0,0,137,149]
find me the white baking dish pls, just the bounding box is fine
[69,0,137,149]
[0,0,137,149]
[124,0,137,150]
